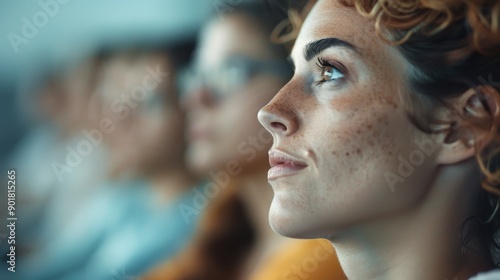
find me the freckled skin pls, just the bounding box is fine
[258,0,439,239]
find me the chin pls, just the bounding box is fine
[269,196,348,240]
[269,217,303,239]
[268,202,319,239]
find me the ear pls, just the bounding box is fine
[436,86,500,165]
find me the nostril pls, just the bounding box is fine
[271,122,287,131]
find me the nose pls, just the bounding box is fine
[258,87,299,137]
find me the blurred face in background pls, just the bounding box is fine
[37,58,101,134]
[183,14,290,176]
[97,52,185,177]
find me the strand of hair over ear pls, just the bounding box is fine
[477,144,500,196]
[476,89,500,195]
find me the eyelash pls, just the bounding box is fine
[314,57,347,86]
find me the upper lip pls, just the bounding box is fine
[269,149,308,168]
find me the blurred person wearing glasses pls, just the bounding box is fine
[143,2,345,279]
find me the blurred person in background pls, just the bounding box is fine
[17,43,202,280]
[3,55,109,261]
[143,2,345,279]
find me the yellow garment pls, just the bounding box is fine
[250,239,346,280]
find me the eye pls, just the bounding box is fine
[321,66,344,80]
[315,57,346,85]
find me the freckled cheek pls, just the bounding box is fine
[311,104,402,173]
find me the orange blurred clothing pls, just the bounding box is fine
[250,239,345,280]
[143,238,345,280]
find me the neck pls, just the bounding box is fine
[331,165,492,280]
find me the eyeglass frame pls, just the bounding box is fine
[179,54,293,103]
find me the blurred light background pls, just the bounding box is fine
[0,0,213,166]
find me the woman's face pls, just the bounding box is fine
[258,0,440,238]
[184,15,286,175]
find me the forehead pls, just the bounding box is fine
[292,0,378,60]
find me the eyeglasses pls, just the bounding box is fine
[179,55,292,103]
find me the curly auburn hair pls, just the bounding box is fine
[343,0,500,52]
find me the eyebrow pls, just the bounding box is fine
[303,38,358,61]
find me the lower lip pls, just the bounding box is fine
[268,164,307,180]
